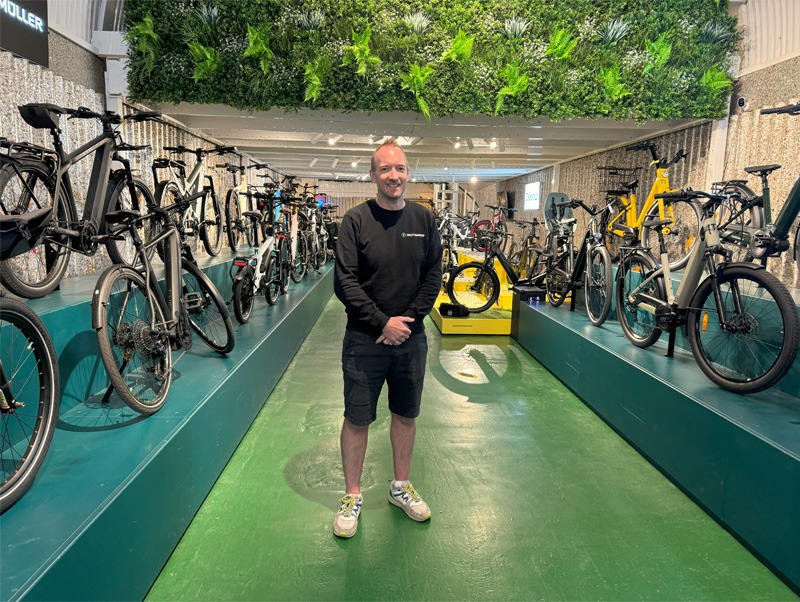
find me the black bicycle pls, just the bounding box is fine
[0,104,161,298]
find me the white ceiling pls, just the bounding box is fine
[155,102,697,184]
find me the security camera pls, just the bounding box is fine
[737,97,747,108]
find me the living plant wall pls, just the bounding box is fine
[125,0,738,121]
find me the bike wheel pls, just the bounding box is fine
[713,182,763,262]
[94,266,171,414]
[200,193,223,256]
[154,180,188,259]
[265,252,281,305]
[584,245,613,326]
[291,233,308,282]
[687,266,800,394]
[225,189,244,252]
[640,198,702,271]
[615,250,665,348]
[105,176,159,267]
[181,260,235,354]
[0,296,60,513]
[446,262,500,313]
[0,162,73,298]
[470,220,491,252]
[278,237,290,293]
[232,268,255,324]
[546,267,570,307]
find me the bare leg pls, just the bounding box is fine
[341,418,369,494]
[390,412,416,482]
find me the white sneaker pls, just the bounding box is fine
[333,493,363,538]
[389,482,431,522]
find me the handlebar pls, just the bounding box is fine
[761,103,800,116]
[625,141,686,168]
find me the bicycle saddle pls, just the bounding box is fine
[744,164,781,176]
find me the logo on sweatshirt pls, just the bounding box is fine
[401,232,425,238]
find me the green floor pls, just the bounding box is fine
[146,298,796,601]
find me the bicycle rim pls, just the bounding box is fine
[95,267,171,414]
[105,177,157,267]
[181,260,235,354]
[688,266,800,393]
[585,246,612,326]
[291,234,307,282]
[446,263,499,313]
[0,163,72,298]
[265,253,280,305]
[226,190,243,252]
[201,193,223,256]
[0,297,60,512]
[615,251,664,347]
[546,267,570,307]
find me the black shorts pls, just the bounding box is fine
[341,328,428,426]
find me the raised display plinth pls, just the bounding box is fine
[0,255,333,601]
[515,300,800,593]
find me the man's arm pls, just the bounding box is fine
[403,214,443,321]
[333,214,390,331]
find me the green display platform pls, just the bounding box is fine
[515,300,800,593]
[0,257,333,601]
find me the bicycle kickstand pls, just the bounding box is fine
[665,324,676,358]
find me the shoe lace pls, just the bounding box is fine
[401,484,422,502]
[339,495,361,517]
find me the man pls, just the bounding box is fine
[332,139,442,538]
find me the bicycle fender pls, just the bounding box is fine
[721,261,766,271]
[91,265,142,330]
[232,264,254,283]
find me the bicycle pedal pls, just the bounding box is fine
[182,291,204,311]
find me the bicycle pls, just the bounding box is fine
[471,204,512,253]
[507,219,545,281]
[599,142,702,270]
[615,189,799,394]
[0,103,161,298]
[0,211,60,512]
[91,191,236,414]
[543,198,614,326]
[445,229,533,313]
[711,103,800,270]
[152,144,235,258]
[437,206,480,250]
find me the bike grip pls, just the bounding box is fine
[129,111,161,121]
[654,191,687,200]
[625,142,648,152]
[163,146,184,152]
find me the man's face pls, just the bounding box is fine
[370,145,408,203]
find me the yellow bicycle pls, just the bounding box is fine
[599,142,701,270]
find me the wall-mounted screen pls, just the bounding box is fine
[524,181,541,211]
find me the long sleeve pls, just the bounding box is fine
[403,214,442,321]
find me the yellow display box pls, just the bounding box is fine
[431,291,511,335]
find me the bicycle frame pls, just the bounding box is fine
[606,165,675,240]
[153,150,215,235]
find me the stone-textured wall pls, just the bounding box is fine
[48,30,106,94]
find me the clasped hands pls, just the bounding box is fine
[376,316,414,346]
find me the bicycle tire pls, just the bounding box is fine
[265,252,281,305]
[94,265,172,414]
[278,237,290,293]
[687,265,800,394]
[291,233,308,282]
[200,192,223,256]
[615,250,665,348]
[585,245,613,326]
[232,268,255,324]
[0,295,60,513]
[446,262,500,313]
[105,175,159,267]
[713,182,763,262]
[640,198,702,271]
[311,232,326,270]
[0,162,74,298]
[154,180,185,260]
[181,260,235,354]
[225,189,245,252]
[546,267,570,307]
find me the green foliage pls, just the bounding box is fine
[401,63,434,121]
[495,63,529,115]
[342,24,381,76]
[441,30,474,64]
[244,24,273,75]
[643,33,672,75]
[546,28,578,61]
[188,40,220,82]
[125,11,159,73]
[700,66,732,94]
[304,56,330,104]
[124,0,740,122]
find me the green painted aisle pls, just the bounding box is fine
[146,298,796,601]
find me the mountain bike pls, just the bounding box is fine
[0,104,161,298]
[92,191,235,414]
[445,230,533,313]
[152,144,235,258]
[230,193,289,322]
[615,189,799,394]
[0,212,60,512]
[543,198,614,326]
[710,103,800,270]
[600,142,701,270]
[471,204,512,253]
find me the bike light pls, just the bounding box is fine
[233,260,247,267]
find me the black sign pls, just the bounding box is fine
[0,0,48,67]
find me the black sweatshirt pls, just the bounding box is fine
[334,200,443,336]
